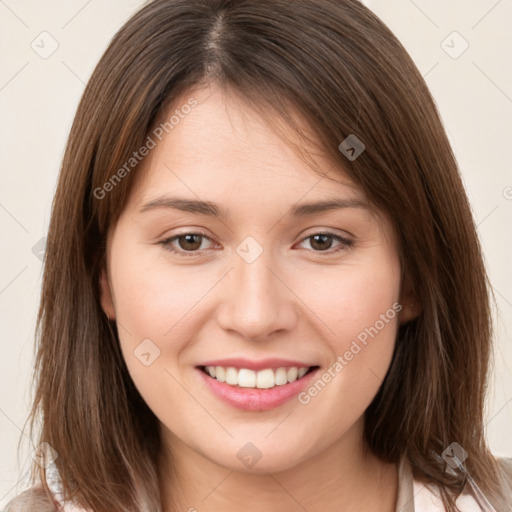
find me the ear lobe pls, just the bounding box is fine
[99,266,116,320]
[398,300,421,324]
[399,275,422,324]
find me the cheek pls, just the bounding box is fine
[107,246,196,389]
[108,253,200,425]
[108,245,233,411]
[295,256,401,348]
[110,244,212,343]
[334,272,400,354]
[294,258,401,408]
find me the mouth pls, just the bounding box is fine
[196,363,321,411]
[197,364,320,390]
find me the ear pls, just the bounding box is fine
[398,274,421,324]
[99,266,116,320]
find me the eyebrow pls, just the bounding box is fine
[138,196,367,219]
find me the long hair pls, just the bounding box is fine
[7,0,509,510]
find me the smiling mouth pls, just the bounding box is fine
[197,365,320,390]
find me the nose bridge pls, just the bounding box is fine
[217,244,296,340]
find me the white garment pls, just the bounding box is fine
[395,457,485,511]
[412,483,482,511]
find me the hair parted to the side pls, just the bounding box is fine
[6,0,509,511]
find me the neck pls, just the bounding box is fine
[158,420,398,512]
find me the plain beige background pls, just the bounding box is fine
[1,0,511,506]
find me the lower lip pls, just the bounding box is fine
[197,367,320,411]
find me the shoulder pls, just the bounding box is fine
[4,463,91,512]
[3,486,58,512]
[411,456,512,511]
[397,455,512,511]
[4,461,77,512]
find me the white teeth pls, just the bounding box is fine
[225,367,238,385]
[238,369,256,388]
[287,367,298,382]
[256,368,275,389]
[203,365,313,389]
[275,367,288,385]
[215,366,226,382]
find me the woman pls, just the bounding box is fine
[6,0,511,510]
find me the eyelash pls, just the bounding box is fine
[159,231,354,257]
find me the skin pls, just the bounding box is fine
[100,82,417,512]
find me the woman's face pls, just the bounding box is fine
[100,84,411,474]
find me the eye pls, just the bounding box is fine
[160,233,217,257]
[297,232,353,253]
[159,231,353,258]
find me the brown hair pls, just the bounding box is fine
[7,0,509,510]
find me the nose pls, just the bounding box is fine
[216,252,298,341]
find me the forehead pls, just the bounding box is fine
[126,83,364,213]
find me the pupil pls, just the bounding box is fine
[180,234,202,251]
[311,234,332,251]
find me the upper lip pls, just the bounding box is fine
[197,358,318,371]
